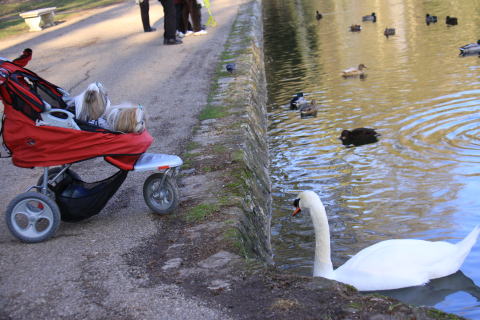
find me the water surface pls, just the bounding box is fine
[263,0,480,318]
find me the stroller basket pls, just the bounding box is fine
[52,170,128,222]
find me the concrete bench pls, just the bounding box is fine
[19,7,56,32]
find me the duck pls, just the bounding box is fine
[341,64,367,78]
[292,190,480,291]
[384,27,395,37]
[459,40,480,56]
[316,11,323,20]
[425,13,437,25]
[340,128,379,146]
[290,92,308,110]
[446,16,458,25]
[299,100,318,118]
[362,12,376,22]
[350,24,362,32]
[225,63,236,73]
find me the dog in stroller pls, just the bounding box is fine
[69,82,146,134]
[0,52,182,243]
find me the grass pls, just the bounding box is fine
[198,105,228,120]
[0,0,126,40]
[185,203,218,223]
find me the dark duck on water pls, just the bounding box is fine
[362,12,376,22]
[459,40,480,56]
[290,92,307,110]
[446,16,458,25]
[340,128,380,146]
[425,13,437,25]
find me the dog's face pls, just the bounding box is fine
[75,82,110,121]
[107,104,146,133]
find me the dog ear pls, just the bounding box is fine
[135,107,146,133]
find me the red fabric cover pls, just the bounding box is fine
[12,49,32,67]
[2,104,153,170]
[104,155,141,171]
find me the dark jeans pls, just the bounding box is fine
[175,3,185,33]
[183,0,201,32]
[139,0,151,31]
[159,0,176,39]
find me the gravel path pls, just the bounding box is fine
[0,1,243,318]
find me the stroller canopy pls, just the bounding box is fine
[0,59,153,170]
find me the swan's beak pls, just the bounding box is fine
[292,198,301,216]
[292,207,301,216]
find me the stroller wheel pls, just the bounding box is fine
[143,173,179,215]
[5,191,61,243]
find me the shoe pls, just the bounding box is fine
[164,38,183,45]
[193,30,208,36]
[185,30,194,37]
[176,31,185,38]
[145,27,156,32]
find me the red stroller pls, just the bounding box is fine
[0,56,182,243]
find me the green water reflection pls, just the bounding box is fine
[264,0,480,318]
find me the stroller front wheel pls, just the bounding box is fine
[143,173,179,215]
[5,191,61,243]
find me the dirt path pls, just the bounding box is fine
[0,1,244,318]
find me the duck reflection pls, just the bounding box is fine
[373,271,480,307]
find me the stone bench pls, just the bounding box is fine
[19,7,56,32]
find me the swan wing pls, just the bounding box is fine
[334,266,429,291]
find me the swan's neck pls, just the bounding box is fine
[308,199,334,278]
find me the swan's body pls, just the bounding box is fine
[341,64,367,78]
[460,40,480,55]
[292,191,480,291]
[316,11,322,20]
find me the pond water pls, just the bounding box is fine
[263,0,480,318]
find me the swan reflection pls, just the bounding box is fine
[373,271,480,307]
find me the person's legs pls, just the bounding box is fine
[182,3,190,33]
[139,0,154,32]
[159,0,177,40]
[192,2,207,34]
[184,0,201,32]
[175,3,185,33]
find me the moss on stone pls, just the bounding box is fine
[185,203,218,223]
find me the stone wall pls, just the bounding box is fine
[182,0,273,263]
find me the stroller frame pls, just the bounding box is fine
[1,57,183,243]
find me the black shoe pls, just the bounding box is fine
[144,27,156,32]
[163,38,183,45]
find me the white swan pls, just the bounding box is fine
[292,190,480,291]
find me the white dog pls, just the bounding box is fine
[74,82,110,123]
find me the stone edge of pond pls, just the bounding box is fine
[129,0,465,319]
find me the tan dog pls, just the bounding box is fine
[106,103,146,133]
